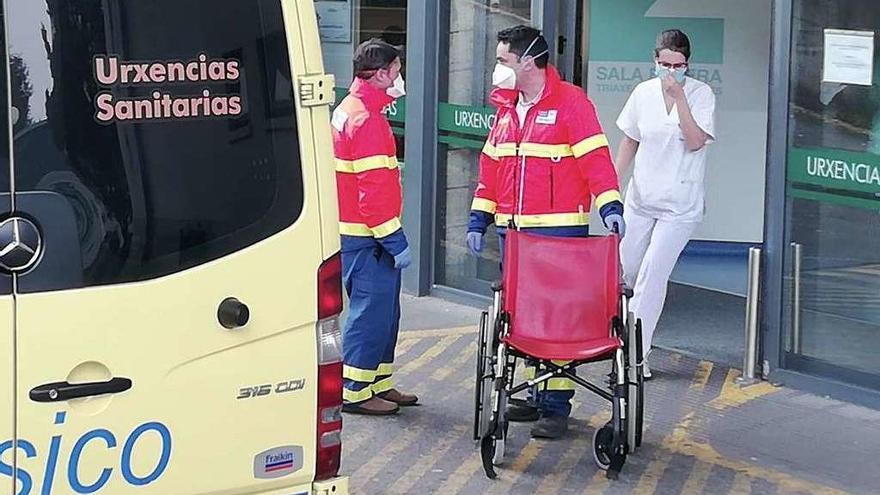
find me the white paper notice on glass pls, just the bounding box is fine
[823,29,875,86]
[315,0,352,43]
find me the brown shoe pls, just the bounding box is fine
[342,397,400,416]
[380,388,419,406]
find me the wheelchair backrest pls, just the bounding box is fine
[502,231,620,343]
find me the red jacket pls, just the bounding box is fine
[332,79,407,255]
[470,66,621,232]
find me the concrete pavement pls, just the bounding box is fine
[340,295,880,494]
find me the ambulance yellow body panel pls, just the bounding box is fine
[3,0,347,493]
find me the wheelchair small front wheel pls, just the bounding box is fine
[592,424,614,471]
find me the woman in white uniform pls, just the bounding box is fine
[615,29,716,378]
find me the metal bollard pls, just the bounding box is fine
[740,247,761,384]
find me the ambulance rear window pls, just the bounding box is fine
[6,0,305,290]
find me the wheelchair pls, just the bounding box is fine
[473,229,645,480]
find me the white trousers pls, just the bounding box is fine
[620,209,699,353]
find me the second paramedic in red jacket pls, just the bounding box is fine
[333,39,416,416]
[466,26,626,439]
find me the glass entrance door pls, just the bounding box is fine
[434,0,536,294]
[784,0,880,388]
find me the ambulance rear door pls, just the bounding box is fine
[6,0,323,493]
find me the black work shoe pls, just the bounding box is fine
[530,416,569,439]
[507,404,540,422]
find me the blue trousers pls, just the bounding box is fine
[498,226,588,418]
[341,245,402,404]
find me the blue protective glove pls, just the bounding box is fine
[393,247,412,270]
[603,213,626,237]
[466,232,484,257]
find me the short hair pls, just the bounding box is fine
[497,25,549,68]
[655,29,691,60]
[353,38,401,80]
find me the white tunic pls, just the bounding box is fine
[616,76,716,222]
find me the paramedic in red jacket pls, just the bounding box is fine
[333,39,416,416]
[466,26,625,439]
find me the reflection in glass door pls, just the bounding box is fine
[435,0,534,294]
[784,0,880,388]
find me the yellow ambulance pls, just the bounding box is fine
[1,0,348,493]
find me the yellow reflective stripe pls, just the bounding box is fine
[339,218,402,238]
[595,190,623,209]
[343,365,377,383]
[339,222,372,237]
[545,378,576,391]
[335,159,356,173]
[495,212,590,228]
[518,142,574,159]
[482,142,499,160]
[524,364,575,390]
[372,377,394,394]
[335,155,398,174]
[492,142,575,159]
[377,363,394,376]
[471,198,497,214]
[495,143,519,157]
[371,217,402,238]
[343,386,373,403]
[571,134,609,158]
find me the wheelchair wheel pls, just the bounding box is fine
[635,319,645,448]
[490,342,510,466]
[625,312,644,452]
[480,355,510,479]
[592,423,614,471]
[473,311,493,441]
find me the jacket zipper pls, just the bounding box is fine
[550,167,554,209]
[513,109,525,230]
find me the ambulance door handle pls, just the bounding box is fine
[29,377,132,403]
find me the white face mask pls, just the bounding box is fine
[655,62,686,83]
[492,63,517,89]
[386,74,406,98]
[492,36,547,90]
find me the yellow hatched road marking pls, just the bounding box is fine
[664,420,848,495]
[731,473,753,494]
[341,429,371,458]
[691,361,714,391]
[435,453,483,494]
[633,453,672,494]
[432,341,476,381]
[399,325,478,340]
[397,335,460,376]
[393,337,419,357]
[535,412,606,493]
[385,425,470,494]
[486,440,547,495]
[351,424,427,485]
[709,369,777,410]
[680,460,714,494]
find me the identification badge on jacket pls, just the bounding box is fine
[535,110,558,125]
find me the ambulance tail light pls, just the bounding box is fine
[318,252,343,320]
[317,253,343,480]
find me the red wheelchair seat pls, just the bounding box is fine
[501,230,622,361]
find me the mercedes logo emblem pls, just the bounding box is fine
[0,217,43,272]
